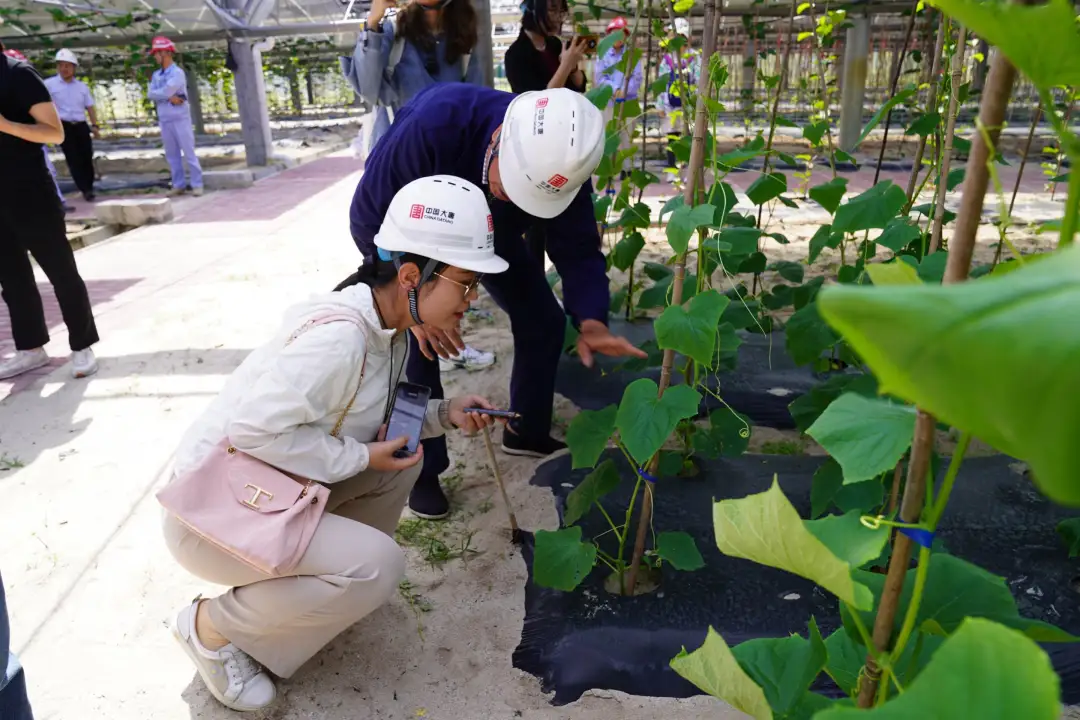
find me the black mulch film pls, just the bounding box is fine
[512,452,1080,706]
[556,319,832,429]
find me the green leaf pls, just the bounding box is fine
[790,374,879,433]
[564,459,620,525]
[917,250,949,283]
[586,84,614,111]
[713,479,877,609]
[596,30,622,61]
[671,628,772,720]
[769,260,805,284]
[655,289,731,366]
[616,379,702,465]
[785,302,840,366]
[946,167,965,191]
[616,202,652,230]
[803,121,829,146]
[833,182,908,234]
[717,145,767,170]
[809,177,849,214]
[905,112,941,137]
[857,86,917,145]
[533,527,597,591]
[747,172,788,205]
[695,408,753,459]
[716,227,764,255]
[818,244,1080,504]
[593,194,613,222]
[808,224,843,264]
[804,510,889,569]
[875,218,922,253]
[667,203,717,254]
[774,116,798,128]
[929,0,1080,89]
[953,135,971,154]
[611,232,645,272]
[807,393,916,484]
[566,405,618,469]
[656,531,705,571]
[738,252,769,274]
[731,618,827,716]
[852,553,1080,643]
[1058,518,1080,558]
[824,628,943,697]
[816,619,1061,719]
[866,261,922,286]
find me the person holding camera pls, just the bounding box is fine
[343,0,483,156]
[504,0,589,261]
[160,175,505,712]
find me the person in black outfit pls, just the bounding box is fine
[0,40,100,381]
[504,0,589,262]
[0,570,33,720]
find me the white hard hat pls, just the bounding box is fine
[55,49,78,65]
[375,175,508,275]
[498,88,605,219]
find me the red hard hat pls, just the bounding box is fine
[150,36,177,53]
[3,49,27,62]
[606,16,628,33]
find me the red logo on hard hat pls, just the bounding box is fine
[487,214,494,232]
[410,204,424,219]
[548,174,569,189]
[535,98,549,109]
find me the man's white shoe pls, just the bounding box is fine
[171,600,277,712]
[71,348,98,379]
[439,345,495,372]
[0,349,49,380]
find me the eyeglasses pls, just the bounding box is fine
[481,129,501,189]
[434,272,484,298]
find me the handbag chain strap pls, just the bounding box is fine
[285,316,369,441]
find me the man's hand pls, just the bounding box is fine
[411,324,466,361]
[168,95,185,106]
[92,124,101,139]
[575,319,647,369]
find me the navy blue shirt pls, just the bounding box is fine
[349,82,609,324]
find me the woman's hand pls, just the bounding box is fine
[368,0,396,30]
[560,36,589,69]
[447,396,504,433]
[366,424,424,471]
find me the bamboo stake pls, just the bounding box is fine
[873,0,920,186]
[903,15,946,209]
[625,0,720,596]
[929,26,968,253]
[992,100,1042,265]
[856,44,1018,708]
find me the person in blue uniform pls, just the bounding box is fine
[346,82,646,519]
[147,36,203,196]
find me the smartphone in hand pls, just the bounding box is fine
[386,382,432,458]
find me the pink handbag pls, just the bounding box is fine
[157,314,367,576]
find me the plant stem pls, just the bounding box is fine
[625,0,720,596]
[1008,101,1042,218]
[903,13,946,211]
[857,42,1016,708]
[873,0,920,186]
[927,432,971,529]
[930,25,968,253]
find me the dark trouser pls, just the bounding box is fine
[524,222,546,265]
[0,181,99,352]
[0,572,35,720]
[666,133,679,169]
[59,121,95,196]
[408,215,566,485]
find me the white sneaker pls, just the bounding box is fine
[168,186,187,196]
[171,600,277,712]
[0,349,50,380]
[192,187,205,197]
[71,348,98,379]
[439,344,495,372]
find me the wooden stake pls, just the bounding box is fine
[856,43,1018,708]
[872,0,920,186]
[481,425,519,536]
[903,15,946,209]
[930,26,968,253]
[625,0,720,596]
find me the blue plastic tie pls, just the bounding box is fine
[899,526,935,549]
[614,97,627,104]
[637,467,658,484]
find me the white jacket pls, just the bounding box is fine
[173,284,448,484]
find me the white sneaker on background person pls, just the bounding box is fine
[70,348,97,379]
[0,348,49,380]
[438,345,495,372]
[171,600,277,712]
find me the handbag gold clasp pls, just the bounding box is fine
[243,484,274,510]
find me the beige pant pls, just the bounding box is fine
[162,464,421,678]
